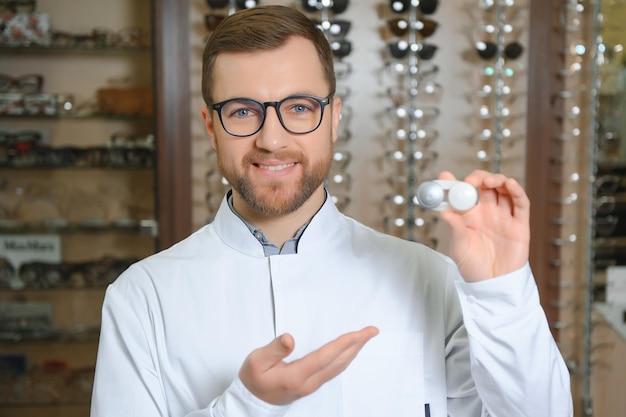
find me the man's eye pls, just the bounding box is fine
[234,108,251,117]
[293,104,308,113]
[227,106,255,118]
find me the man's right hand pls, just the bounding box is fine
[239,326,379,405]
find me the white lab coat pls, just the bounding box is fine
[91,194,573,417]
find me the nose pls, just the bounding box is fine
[254,106,290,151]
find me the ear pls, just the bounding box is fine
[201,104,218,150]
[331,96,342,144]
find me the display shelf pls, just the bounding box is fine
[0,329,100,345]
[0,220,157,235]
[0,113,152,120]
[0,45,151,54]
[0,165,154,170]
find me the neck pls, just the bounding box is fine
[232,187,326,248]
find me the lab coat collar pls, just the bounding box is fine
[211,190,347,257]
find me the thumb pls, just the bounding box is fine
[257,333,295,368]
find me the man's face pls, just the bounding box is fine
[201,36,341,217]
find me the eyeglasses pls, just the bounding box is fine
[386,80,443,105]
[389,0,439,15]
[330,39,352,58]
[209,94,331,137]
[51,28,150,49]
[384,105,440,126]
[0,74,43,93]
[0,0,35,13]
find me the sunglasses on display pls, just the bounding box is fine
[475,40,524,60]
[313,18,351,37]
[387,40,438,60]
[301,0,349,14]
[330,39,352,58]
[389,0,439,15]
[386,16,439,38]
[205,0,260,9]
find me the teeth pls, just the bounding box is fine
[259,163,295,171]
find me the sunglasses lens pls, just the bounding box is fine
[333,20,351,36]
[419,0,439,15]
[301,0,319,12]
[505,41,524,60]
[419,44,438,60]
[388,18,408,37]
[388,41,408,59]
[205,14,225,31]
[476,41,498,59]
[389,0,409,13]
[236,0,259,9]
[331,0,349,14]
[419,19,439,37]
[206,0,229,8]
[331,40,352,58]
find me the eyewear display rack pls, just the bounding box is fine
[467,0,526,174]
[308,0,354,210]
[379,0,441,244]
[0,1,193,416]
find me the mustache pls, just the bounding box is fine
[243,150,304,164]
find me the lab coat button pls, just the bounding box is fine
[467,295,477,304]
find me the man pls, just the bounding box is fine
[91,5,572,417]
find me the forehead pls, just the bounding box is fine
[212,36,329,101]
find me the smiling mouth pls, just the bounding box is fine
[257,162,296,171]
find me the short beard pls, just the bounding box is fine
[219,148,332,217]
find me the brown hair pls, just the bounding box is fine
[201,5,336,104]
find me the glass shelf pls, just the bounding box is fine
[0,401,90,408]
[0,113,152,120]
[0,44,151,54]
[0,329,100,344]
[0,164,154,170]
[0,219,158,236]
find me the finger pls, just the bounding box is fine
[287,327,378,382]
[296,327,379,393]
[246,333,295,373]
[438,170,456,181]
[503,177,530,220]
[467,171,507,207]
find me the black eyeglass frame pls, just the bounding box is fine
[209,94,333,137]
